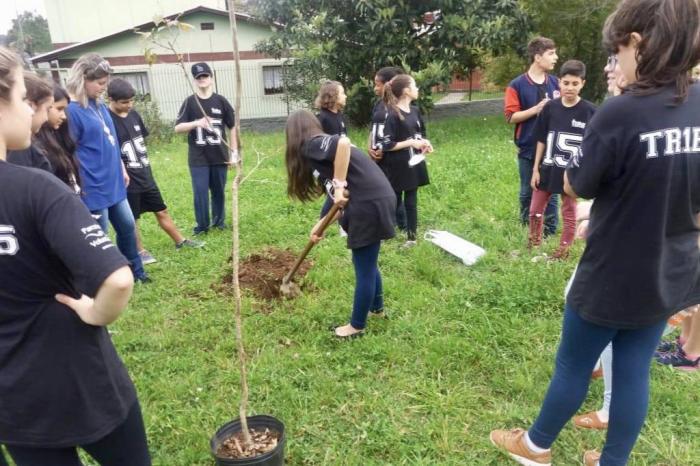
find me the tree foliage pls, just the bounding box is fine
[252,0,530,124]
[7,12,52,56]
[521,0,617,102]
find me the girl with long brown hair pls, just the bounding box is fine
[285,109,396,338]
[490,0,700,464]
[34,84,82,193]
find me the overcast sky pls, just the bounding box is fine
[0,0,47,36]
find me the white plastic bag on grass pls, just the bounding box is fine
[424,230,486,266]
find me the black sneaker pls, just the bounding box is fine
[656,336,681,354]
[655,347,699,372]
[136,275,152,284]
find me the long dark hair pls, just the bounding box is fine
[603,0,700,103]
[34,85,82,190]
[375,66,404,85]
[382,74,413,120]
[285,110,324,202]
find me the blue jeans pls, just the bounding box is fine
[518,157,558,235]
[529,306,667,466]
[350,242,384,329]
[189,165,228,233]
[92,198,146,280]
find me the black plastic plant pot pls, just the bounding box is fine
[211,415,285,466]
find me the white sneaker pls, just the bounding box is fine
[139,250,157,265]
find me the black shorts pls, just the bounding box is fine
[127,188,167,220]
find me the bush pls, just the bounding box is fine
[343,81,376,127]
[482,52,528,90]
[134,97,175,145]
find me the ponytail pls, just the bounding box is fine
[382,74,413,121]
[382,81,400,119]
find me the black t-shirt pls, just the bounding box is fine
[109,109,157,193]
[379,106,430,191]
[6,144,52,173]
[370,100,389,150]
[302,134,394,203]
[176,93,235,166]
[0,162,136,447]
[566,84,700,328]
[317,108,347,136]
[534,98,597,193]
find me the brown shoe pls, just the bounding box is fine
[550,245,570,260]
[583,450,601,466]
[489,428,552,465]
[573,412,608,430]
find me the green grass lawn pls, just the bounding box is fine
[97,115,697,465]
[462,90,504,101]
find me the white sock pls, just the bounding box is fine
[524,431,550,453]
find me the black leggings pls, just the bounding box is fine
[395,189,417,238]
[6,402,150,466]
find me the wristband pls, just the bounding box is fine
[332,178,347,190]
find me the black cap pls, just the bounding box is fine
[191,62,212,79]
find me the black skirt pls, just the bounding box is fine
[340,194,397,249]
[378,149,430,192]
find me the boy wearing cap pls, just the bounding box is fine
[174,62,237,235]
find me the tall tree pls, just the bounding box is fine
[253,0,530,123]
[522,0,617,102]
[7,11,52,56]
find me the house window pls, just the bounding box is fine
[201,22,215,30]
[263,66,283,95]
[113,72,150,97]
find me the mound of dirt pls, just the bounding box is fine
[217,248,313,300]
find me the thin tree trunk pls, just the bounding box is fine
[227,0,251,447]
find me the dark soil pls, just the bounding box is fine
[217,248,312,300]
[216,427,280,459]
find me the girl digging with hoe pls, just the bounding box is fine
[285,110,396,338]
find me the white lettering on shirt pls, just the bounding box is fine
[640,127,700,159]
[0,225,19,255]
[692,128,700,152]
[664,128,682,156]
[80,224,101,235]
[211,108,222,115]
[571,119,586,129]
[81,224,113,249]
